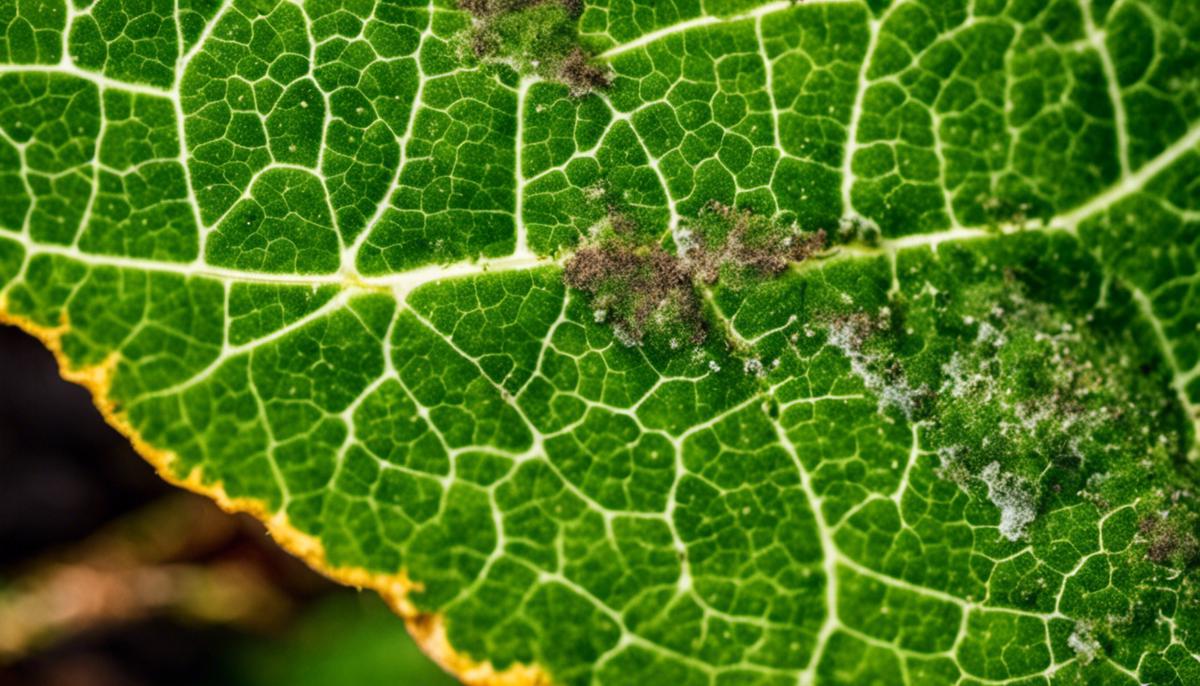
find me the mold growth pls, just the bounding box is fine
[459,0,611,96]
[563,200,828,348]
[979,461,1038,541]
[925,272,1195,551]
[563,229,704,348]
[824,309,927,420]
[556,46,612,97]
[1138,512,1200,568]
[835,213,881,247]
[1066,623,1102,665]
[680,202,828,288]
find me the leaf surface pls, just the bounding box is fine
[2,1,1200,684]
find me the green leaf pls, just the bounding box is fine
[226,594,460,686]
[2,0,1200,684]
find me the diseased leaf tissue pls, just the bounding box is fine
[1,0,1199,684]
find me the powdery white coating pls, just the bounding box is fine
[980,461,1038,541]
[1067,623,1102,664]
[583,184,606,202]
[836,213,881,242]
[826,317,923,419]
[674,226,698,258]
[941,352,972,399]
[935,445,965,481]
[612,324,639,348]
[744,358,765,377]
[975,320,1007,347]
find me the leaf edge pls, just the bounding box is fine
[0,305,556,686]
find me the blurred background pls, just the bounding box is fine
[0,325,459,686]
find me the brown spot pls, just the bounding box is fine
[460,1,609,97]
[1139,515,1199,567]
[685,201,827,285]
[564,241,704,346]
[471,30,497,58]
[558,46,612,97]
[565,202,827,347]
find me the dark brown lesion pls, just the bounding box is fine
[556,46,613,97]
[1139,511,1200,569]
[458,0,611,97]
[563,198,829,349]
[563,212,704,348]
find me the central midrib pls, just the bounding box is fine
[10,119,1198,293]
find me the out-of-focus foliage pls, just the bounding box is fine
[227,595,458,686]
